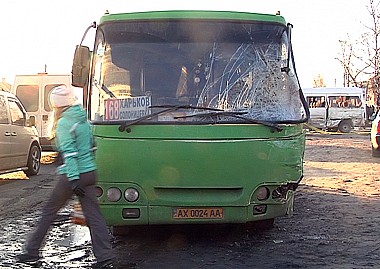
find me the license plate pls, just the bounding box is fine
[172,208,224,219]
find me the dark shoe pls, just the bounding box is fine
[17,253,40,263]
[92,259,114,269]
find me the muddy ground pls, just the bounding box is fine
[0,131,379,269]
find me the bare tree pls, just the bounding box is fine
[335,37,371,87]
[313,74,327,87]
[364,0,380,105]
[366,0,380,78]
[335,0,380,89]
[336,39,353,87]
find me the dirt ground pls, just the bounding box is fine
[0,131,380,269]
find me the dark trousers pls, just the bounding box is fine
[25,171,114,262]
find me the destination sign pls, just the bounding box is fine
[104,96,151,120]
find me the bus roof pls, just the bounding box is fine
[99,10,286,25]
[302,87,365,95]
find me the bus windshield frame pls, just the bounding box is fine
[89,19,307,124]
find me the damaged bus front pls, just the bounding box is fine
[72,10,309,229]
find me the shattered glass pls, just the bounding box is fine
[90,20,306,123]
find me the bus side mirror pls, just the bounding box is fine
[72,45,91,88]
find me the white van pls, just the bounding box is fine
[11,73,82,150]
[302,87,366,133]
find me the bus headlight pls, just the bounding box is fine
[95,186,103,198]
[257,186,270,201]
[107,187,122,202]
[125,188,139,202]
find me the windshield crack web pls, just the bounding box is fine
[197,42,303,122]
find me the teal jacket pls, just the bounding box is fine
[55,105,97,181]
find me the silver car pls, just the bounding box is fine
[0,90,41,176]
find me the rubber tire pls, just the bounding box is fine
[338,121,352,133]
[25,144,41,176]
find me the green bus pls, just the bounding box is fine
[72,10,309,229]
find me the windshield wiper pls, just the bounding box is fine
[118,105,282,132]
[94,81,116,98]
[175,111,283,132]
[150,105,224,111]
[174,110,247,119]
[118,105,223,132]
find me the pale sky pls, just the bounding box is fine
[0,0,371,88]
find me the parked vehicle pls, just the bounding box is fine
[72,10,309,230]
[302,87,366,133]
[11,73,82,151]
[0,90,41,176]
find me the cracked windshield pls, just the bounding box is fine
[91,21,306,123]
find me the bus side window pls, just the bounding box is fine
[320,96,325,107]
[349,98,355,108]
[307,96,326,108]
[337,96,343,107]
[350,97,362,108]
[307,97,313,108]
[342,97,349,107]
[330,98,338,107]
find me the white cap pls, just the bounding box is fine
[50,85,78,108]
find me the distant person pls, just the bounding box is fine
[366,105,375,120]
[17,85,114,269]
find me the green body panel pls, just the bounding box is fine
[94,124,305,225]
[100,202,291,225]
[100,10,286,25]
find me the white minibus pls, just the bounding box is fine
[302,87,366,132]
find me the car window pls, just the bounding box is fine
[0,95,8,124]
[15,85,39,112]
[8,99,26,126]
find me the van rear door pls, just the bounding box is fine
[12,74,71,151]
[40,75,71,143]
[12,81,41,135]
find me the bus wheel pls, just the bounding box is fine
[338,120,352,133]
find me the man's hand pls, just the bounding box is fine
[71,180,85,197]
